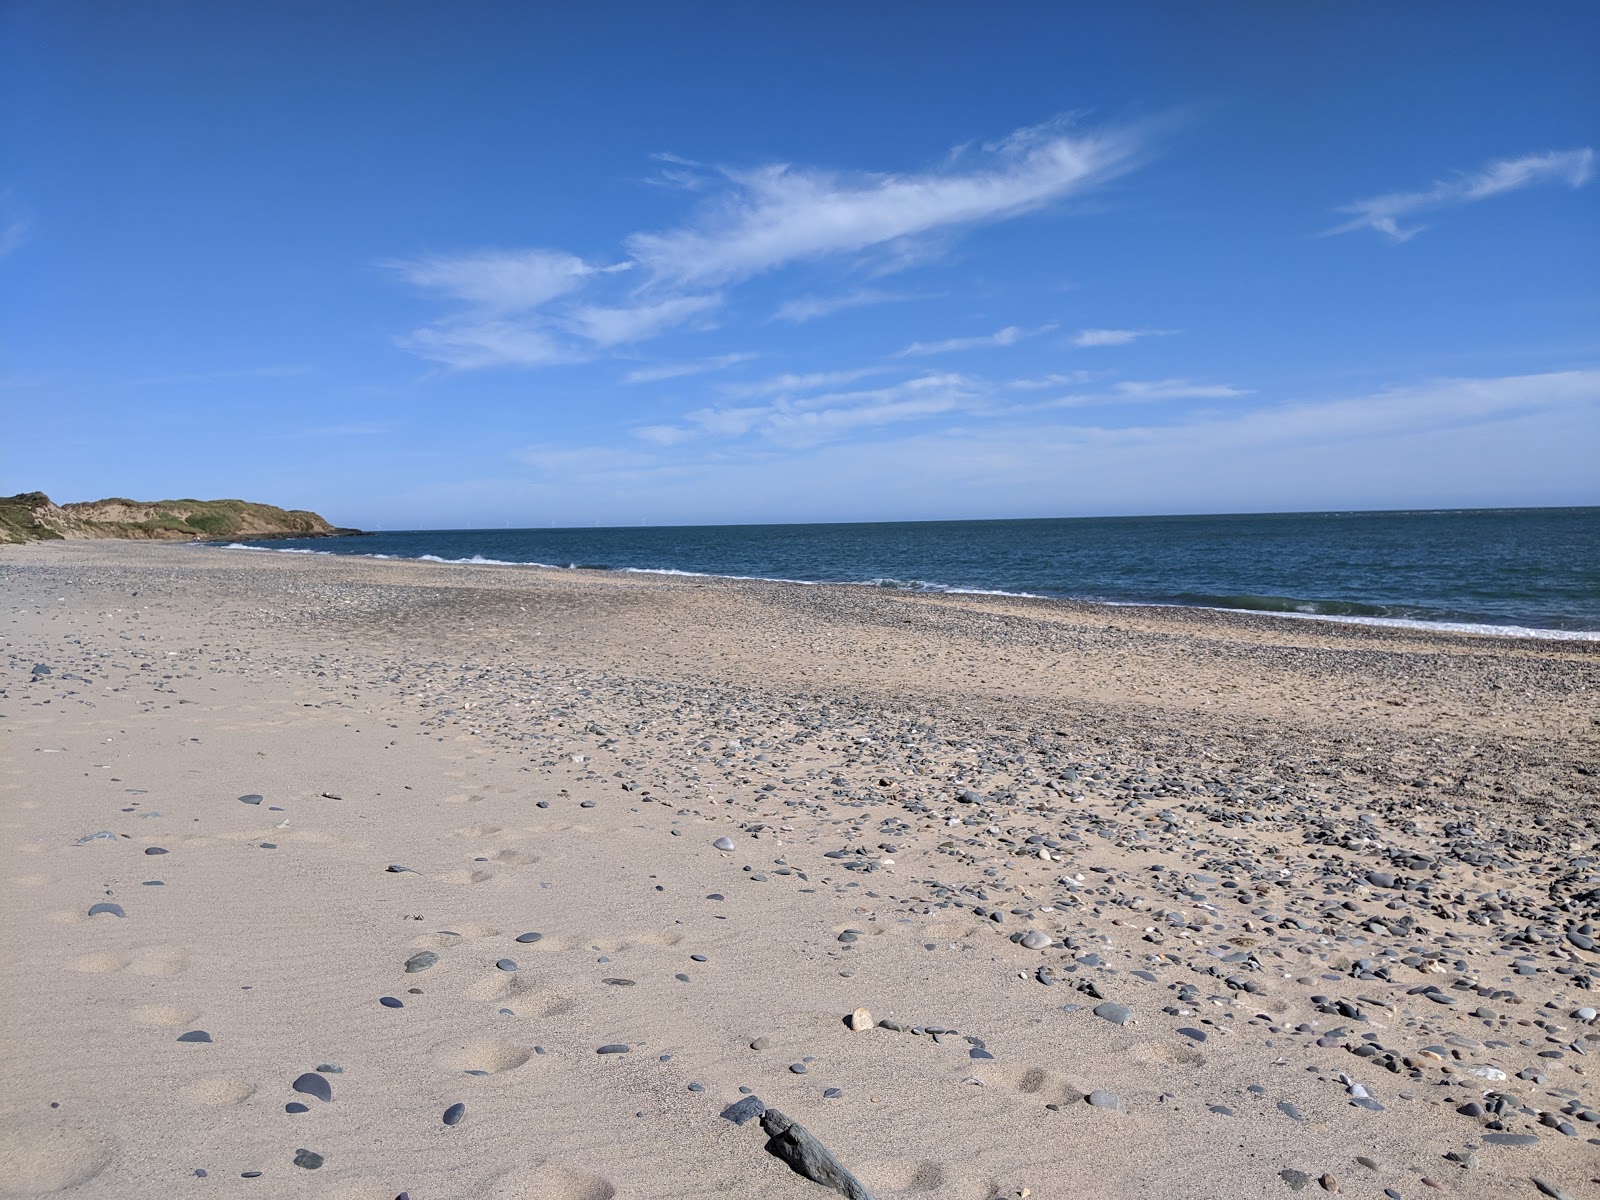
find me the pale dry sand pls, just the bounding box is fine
[2,541,1597,1200]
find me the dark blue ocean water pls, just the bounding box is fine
[225,508,1600,638]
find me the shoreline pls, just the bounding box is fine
[202,537,1600,646]
[3,539,1596,1198]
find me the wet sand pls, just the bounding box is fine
[3,540,1597,1199]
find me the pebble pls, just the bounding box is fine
[515,932,543,943]
[87,902,125,918]
[285,1102,308,1114]
[1086,1090,1125,1111]
[176,1030,212,1043]
[292,1072,332,1102]
[1020,930,1052,950]
[713,836,735,851]
[143,847,167,855]
[403,952,438,973]
[1177,1027,1207,1042]
[292,1149,323,1170]
[1481,1133,1539,1147]
[721,1095,766,1124]
[1092,1002,1134,1027]
[789,1063,808,1074]
[379,996,404,1008]
[442,1102,466,1126]
[238,794,262,805]
[1277,1101,1304,1121]
[596,1044,630,1054]
[848,1007,873,1032]
[495,959,518,972]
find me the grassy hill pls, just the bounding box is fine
[0,492,358,544]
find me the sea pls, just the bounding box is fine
[221,507,1600,639]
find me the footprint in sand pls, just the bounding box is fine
[994,1064,1085,1105]
[430,1036,535,1075]
[1129,1039,1206,1068]
[0,1110,115,1197]
[488,1163,615,1200]
[130,1003,200,1027]
[72,946,189,976]
[178,1075,257,1106]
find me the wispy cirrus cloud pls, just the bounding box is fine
[1071,327,1177,348]
[507,370,1598,523]
[772,287,934,323]
[1323,148,1595,241]
[390,249,615,312]
[627,117,1143,287]
[897,323,1055,357]
[633,367,1248,449]
[563,293,722,347]
[623,352,758,384]
[388,115,1148,370]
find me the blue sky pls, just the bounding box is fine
[4,1,1597,528]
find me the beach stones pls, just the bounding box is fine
[292,1072,332,1102]
[1020,930,1052,950]
[759,1108,877,1200]
[1087,1090,1125,1112]
[292,1149,323,1170]
[713,836,735,851]
[143,847,167,855]
[596,1044,630,1054]
[238,794,262,805]
[515,931,543,943]
[176,1030,212,1043]
[495,958,518,972]
[403,951,438,973]
[1092,1002,1133,1026]
[442,1102,466,1126]
[847,1007,873,1031]
[721,1095,766,1125]
[379,996,404,1008]
[87,902,125,918]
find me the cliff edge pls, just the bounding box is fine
[0,492,361,544]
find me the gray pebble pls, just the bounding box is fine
[238,794,262,805]
[442,1102,466,1126]
[292,1072,332,1102]
[515,932,543,943]
[87,902,125,918]
[596,1044,630,1054]
[176,1030,212,1043]
[1086,1090,1125,1112]
[292,1149,323,1170]
[403,952,438,973]
[1092,1002,1133,1027]
[495,959,517,972]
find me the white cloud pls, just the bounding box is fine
[1324,148,1595,241]
[564,293,722,347]
[623,352,757,384]
[897,324,1052,357]
[641,372,981,448]
[503,369,1600,523]
[397,319,584,369]
[626,116,1143,286]
[772,288,931,323]
[1006,370,1106,390]
[389,116,1145,369]
[1072,327,1176,348]
[1110,378,1250,400]
[720,366,893,399]
[390,249,607,312]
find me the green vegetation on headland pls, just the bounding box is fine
[0,492,361,544]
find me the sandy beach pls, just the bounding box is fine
[3,540,1596,1200]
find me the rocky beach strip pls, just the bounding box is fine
[1,540,1595,1199]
